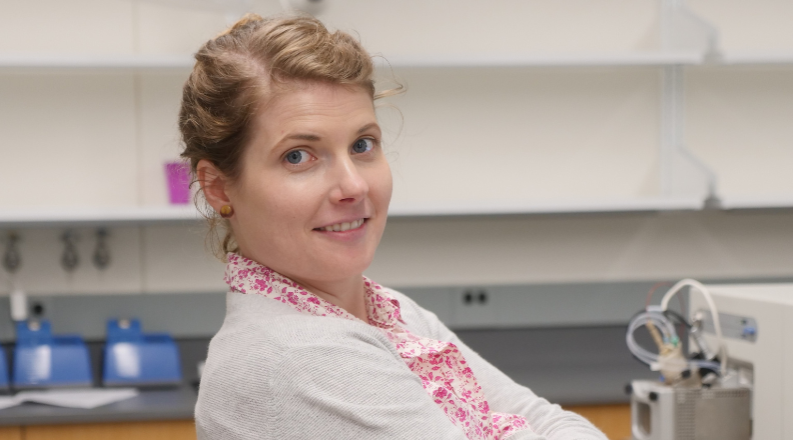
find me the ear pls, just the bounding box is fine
[196,159,232,213]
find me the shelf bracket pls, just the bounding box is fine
[660,0,720,59]
[659,0,721,208]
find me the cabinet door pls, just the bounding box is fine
[564,404,631,440]
[452,283,645,329]
[24,420,195,440]
[0,427,21,440]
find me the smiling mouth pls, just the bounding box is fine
[314,218,367,232]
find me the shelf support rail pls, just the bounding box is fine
[660,0,720,58]
[659,0,721,208]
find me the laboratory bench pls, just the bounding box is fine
[0,389,630,440]
[0,387,196,427]
[0,338,203,439]
[0,290,653,439]
[0,328,643,439]
[0,389,196,439]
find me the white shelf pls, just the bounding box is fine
[0,54,195,71]
[719,196,793,210]
[0,206,202,228]
[15,51,793,71]
[0,197,705,227]
[718,52,793,65]
[387,196,704,217]
[5,51,793,72]
[8,196,793,227]
[378,51,705,68]
[0,52,705,72]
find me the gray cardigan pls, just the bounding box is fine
[195,289,608,440]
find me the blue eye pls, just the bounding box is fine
[352,138,374,154]
[285,149,311,165]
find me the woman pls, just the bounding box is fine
[180,13,607,440]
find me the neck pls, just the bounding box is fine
[290,274,368,322]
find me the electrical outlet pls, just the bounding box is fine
[455,288,497,328]
[462,289,489,306]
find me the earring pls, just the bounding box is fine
[219,205,234,218]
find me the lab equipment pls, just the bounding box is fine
[626,279,753,440]
[103,318,182,387]
[686,283,793,440]
[13,320,92,389]
[630,379,751,440]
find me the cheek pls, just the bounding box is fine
[259,185,320,231]
[368,161,393,206]
[235,173,313,231]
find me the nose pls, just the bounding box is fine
[329,156,368,204]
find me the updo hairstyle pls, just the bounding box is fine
[178,13,386,259]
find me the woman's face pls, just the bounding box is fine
[227,82,392,284]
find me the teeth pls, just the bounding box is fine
[323,219,364,232]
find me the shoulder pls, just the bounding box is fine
[196,291,408,438]
[383,287,446,339]
[210,290,400,366]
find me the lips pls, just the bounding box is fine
[314,218,367,232]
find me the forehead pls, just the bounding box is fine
[257,82,376,131]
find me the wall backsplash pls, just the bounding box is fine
[3,210,793,296]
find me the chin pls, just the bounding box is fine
[313,254,373,281]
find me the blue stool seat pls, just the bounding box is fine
[0,348,10,390]
[13,320,92,389]
[103,319,182,387]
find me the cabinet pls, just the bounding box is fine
[565,404,631,440]
[0,427,20,440]
[0,412,628,440]
[0,420,194,440]
[23,420,195,440]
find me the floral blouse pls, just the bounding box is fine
[225,253,531,439]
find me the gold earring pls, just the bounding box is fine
[219,205,234,218]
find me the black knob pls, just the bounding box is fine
[463,291,473,305]
[649,391,658,402]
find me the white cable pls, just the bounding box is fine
[659,278,728,376]
[626,310,722,374]
[626,312,674,365]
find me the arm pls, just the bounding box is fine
[269,329,471,440]
[411,305,608,440]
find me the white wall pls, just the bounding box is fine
[372,210,793,287]
[686,66,793,199]
[1,0,793,295]
[385,67,661,206]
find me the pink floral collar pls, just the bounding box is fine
[225,253,530,439]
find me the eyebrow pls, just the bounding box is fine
[356,122,379,135]
[279,122,380,144]
[282,133,320,142]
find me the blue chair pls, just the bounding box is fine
[0,348,10,390]
[103,319,182,387]
[13,320,92,388]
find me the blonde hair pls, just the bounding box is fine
[179,13,392,260]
